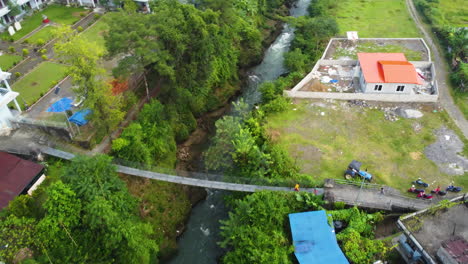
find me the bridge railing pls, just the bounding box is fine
[112,157,320,188]
[333,178,385,189]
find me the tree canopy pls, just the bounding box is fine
[0,155,157,263]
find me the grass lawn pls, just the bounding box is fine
[432,0,467,27]
[24,25,56,45]
[80,14,115,77]
[2,5,88,42]
[333,42,423,61]
[0,54,23,70]
[330,0,420,37]
[80,14,110,52]
[452,91,468,119]
[266,101,467,192]
[12,62,68,109]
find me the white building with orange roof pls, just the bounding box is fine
[357,53,422,94]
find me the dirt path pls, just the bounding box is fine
[405,0,468,139]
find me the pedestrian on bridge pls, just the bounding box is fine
[294,184,300,192]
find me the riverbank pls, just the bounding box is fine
[142,3,294,261]
[167,0,314,262]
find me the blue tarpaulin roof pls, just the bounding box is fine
[68,109,91,126]
[289,210,349,264]
[46,97,72,112]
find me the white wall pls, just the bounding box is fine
[0,105,13,129]
[30,0,42,9]
[284,90,438,102]
[364,82,415,94]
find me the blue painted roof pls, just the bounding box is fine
[289,210,349,264]
[69,109,91,126]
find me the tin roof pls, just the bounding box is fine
[441,236,468,263]
[358,53,421,84]
[0,152,44,208]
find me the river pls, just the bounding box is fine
[166,1,311,263]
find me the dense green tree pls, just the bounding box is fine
[31,156,158,263]
[220,191,322,263]
[284,48,307,73]
[36,181,82,263]
[105,0,291,142]
[0,215,37,263]
[220,192,387,264]
[112,100,177,167]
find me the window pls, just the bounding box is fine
[396,85,405,92]
[374,85,382,91]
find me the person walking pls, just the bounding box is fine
[294,184,300,192]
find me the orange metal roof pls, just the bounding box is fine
[358,53,421,84]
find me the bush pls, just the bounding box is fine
[41,55,48,60]
[39,49,47,55]
[50,80,58,87]
[334,201,346,210]
[22,39,29,44]
[80,12,86,17]
[22,48,29,57]
[14,72,21,78]
[94,13,101,20]
[77,26,84,32]
[36,38,45,46]
[8,46,15,53]
[40,92,44,97]
[261,96,290,114]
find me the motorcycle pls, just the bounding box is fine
[417,192,433,200]
[446,185,462,193]
[431,187,447,196]
[412,178,429,187]
[408,188,425,193]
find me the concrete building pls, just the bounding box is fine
[395,195,468,264]
[286,38,439,102]
[0,0,48,32]
[357,53,421,94]
[0,70,21,135]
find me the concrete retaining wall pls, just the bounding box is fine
[320,59,358,66]
[12,118,72,141]
[285,90,438,102]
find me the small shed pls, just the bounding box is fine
[289,210,349,264]
[0,152,45,209]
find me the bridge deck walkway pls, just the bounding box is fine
[40,147,324,194]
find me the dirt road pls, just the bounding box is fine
[405,0,468,139]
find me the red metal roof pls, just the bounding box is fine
[358,53,421,84]
[0,152,44,209]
